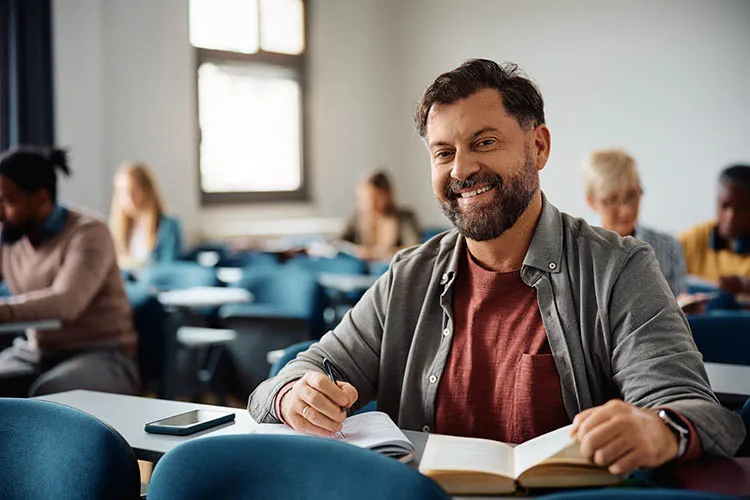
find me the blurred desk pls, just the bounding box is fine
[0,319,61,335]
[158,287,252,309]
[216,267,244,285]
[157,287,252,399]
[317,273,377,294]
[704,362,750,398]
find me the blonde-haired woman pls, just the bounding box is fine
[582,149,686,296]
[109,162,183,269]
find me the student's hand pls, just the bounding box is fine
[571,400,679,475]
[279,371,358,437]
[718,275,750,295]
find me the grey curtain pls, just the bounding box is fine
[0,0,54,149]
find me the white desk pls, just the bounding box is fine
[157,287,252,309]
[38,391,256,463]
[317,273,377,294]
[704,362,750,398]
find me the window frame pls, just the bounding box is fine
[193,0,309,205]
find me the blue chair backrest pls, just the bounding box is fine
[0,398,140,500]
[0,280,10,297]
[687,311,750,365]
[538,489,737,500]
[219,251,279,269]
[233,266,325,331]
[125,282,167,386]
[147,434,448,500]
[139,262,219,290]
[268,340,317,377]
[287,253,367,275]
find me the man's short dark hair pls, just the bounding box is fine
[719,164,750,189]
[415,59,545,137]
[0,146,70,202]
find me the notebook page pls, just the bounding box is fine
[255,411,413,452]
[513,424,576,478]
[418,434,514,478]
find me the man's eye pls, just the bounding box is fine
[435,151,453,159]
[477,139,495,147]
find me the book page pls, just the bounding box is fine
[418,434,514,478]
[513,424,577,478]
[255,411,413,453]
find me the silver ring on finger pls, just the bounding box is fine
[302,405,310,418]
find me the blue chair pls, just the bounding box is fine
[421,227,449,243]
[147,434,448,500]
[139,262,219,290]
[0,398,140,500]
[179,243,232,266]
[218,251,279,269]
[687,311,750,365]
[220,266,326,392]
[539,489,738,500]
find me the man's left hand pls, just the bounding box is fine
[571,400,678,475]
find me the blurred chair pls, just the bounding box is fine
[124,282,168,396]
[268,340,316,377]
[538,489,738,500]
[147,434,448,500]
[0,280,11,297]
[179,243,232,267]
[139,262,220,290]
[220,266,325,393]
[0,398,140,500]
[687,311,750,365]
[136,263,234,402]
[421,227,449,243]
[218,251,279,269]
[288,253,368,328]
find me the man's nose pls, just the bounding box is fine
[450,151,480,182]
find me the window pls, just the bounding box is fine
[190,0,307,203]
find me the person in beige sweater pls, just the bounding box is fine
[0,146,138,396]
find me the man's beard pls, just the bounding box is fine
[438,147,539,242]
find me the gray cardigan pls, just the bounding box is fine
[249,195,745,456]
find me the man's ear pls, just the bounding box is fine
[533,124,551,171]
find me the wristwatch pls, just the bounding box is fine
[658,409,689,460]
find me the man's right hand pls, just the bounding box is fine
[279,371,358,436]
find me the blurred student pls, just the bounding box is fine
[340,171,421,261]
[110,162,183,270]
[0,147,138,396]
[679,164,750,295]
[582,150,686,296]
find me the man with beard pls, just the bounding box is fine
[0,147,138,396]
[248,60,745,471]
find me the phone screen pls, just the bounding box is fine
[153,410,230,427]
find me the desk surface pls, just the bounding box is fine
[157,287,252,309]
[38,391,256,463]
[317,273,377,293]
[704,362,750,397]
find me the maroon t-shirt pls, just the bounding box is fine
[434,248,570,444]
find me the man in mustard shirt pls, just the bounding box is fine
[679,164,750,294]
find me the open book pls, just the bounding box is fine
[255,411,415,463]
[419,425,620,494]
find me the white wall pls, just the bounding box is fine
[52,0,106,216]
[393,0,750,233]
[53,0,750,240]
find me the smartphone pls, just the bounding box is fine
[144,409,236,436]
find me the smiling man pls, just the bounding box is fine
[249,59,745,472]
